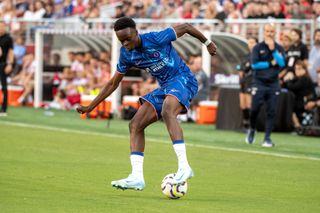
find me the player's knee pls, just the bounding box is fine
[161,108,174,120]
[129,119,142,133]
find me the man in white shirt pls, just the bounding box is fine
[309,29,320,83]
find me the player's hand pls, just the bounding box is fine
[76,105,91,114]
[265,38,275,51]
[305,101,316,110]
[4,64,13,74]
[207,42,217,56]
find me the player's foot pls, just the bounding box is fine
[172,166,194,184]
[0,111,7,117]
[245,129,255,144]
[262,138,275,147]
[111,174,145,191]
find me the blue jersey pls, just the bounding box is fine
[117,28,192,86]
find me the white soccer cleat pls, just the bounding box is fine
[172,166,194,184]
[111,174,145,191]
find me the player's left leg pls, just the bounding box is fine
[162,95,193,184]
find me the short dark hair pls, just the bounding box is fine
[114,17,136,31]
[291,28,302,40]
[247,36,258,43]
[314,28,320,38]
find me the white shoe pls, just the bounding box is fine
[172,166,194,184]
[0,112,7,117]
[111,174,145,190]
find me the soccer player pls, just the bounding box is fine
[238,37,257,129]
[77,17,217,190]
[246,23,285,147]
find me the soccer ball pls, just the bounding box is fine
[161,173,188,199]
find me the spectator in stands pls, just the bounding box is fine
[71,52,84,73]
[249,1,263,19]
[188,55,209,122]
[13,35,26,75]
[291,1,306,19]
[216,0,231,21]
[269,2,285,19]
[181,0,193,19]
[50,53,61,66]
[95,60,111,88]
[82,1,100,19]
[99,51,110,63]
[246,23,286,147]
[0,0,16,23]
[73,0,86,15]
[309,28,320,83]
[279,32,292,83]
[204,1,218,19]
[261,3,272,19]
[15,0,29,17]
[283,60,315,130]
[113,5,125,18]
[23,0,45,20]
[0,22,14,116]
[191,1,202,19]
[63,0,73,17]
[305,68,320,125]
[281,32,292,53]
[313,0,320,20]
[238,37,257,129]
[12,53,36,105]
[162,2,179,19]
[44,3,54,18]
[285,28,309,76]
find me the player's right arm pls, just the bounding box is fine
[76,72,124,114]
[172,24,217,56]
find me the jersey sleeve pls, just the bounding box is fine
[146,28,177,46]
[301,44,309,60]
[8,37,13,49]
[116,49,131,74]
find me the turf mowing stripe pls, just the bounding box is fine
[1,120,320,162]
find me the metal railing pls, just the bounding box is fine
[1,18,317,46]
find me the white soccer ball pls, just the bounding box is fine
[161,173,188,199]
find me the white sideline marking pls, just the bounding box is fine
[1,121,320,162]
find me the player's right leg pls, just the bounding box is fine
[246,87,263,144]
[111,102,158,190]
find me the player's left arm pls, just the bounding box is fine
[172,24,217,56]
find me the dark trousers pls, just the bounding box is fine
[250,85,280,140]
[0,64,8,112]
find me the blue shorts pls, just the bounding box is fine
[139,74,198,119]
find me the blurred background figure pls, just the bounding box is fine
[309,29,320,84]
[188,55,209,122]
[238,36,257,129]
[0,22,14,116]
[283,60,315,130]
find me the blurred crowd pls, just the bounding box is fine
[7,49,113,110]
[1,0,320,21]
[279,28,320,128]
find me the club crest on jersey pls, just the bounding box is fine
[152,51,160,58]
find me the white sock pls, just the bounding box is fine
[130,153,144,180]
[173,140,190,169]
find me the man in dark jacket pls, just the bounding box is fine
[0,22,14,116]
[246,23,286,147]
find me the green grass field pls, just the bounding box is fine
[0,107,320,213]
